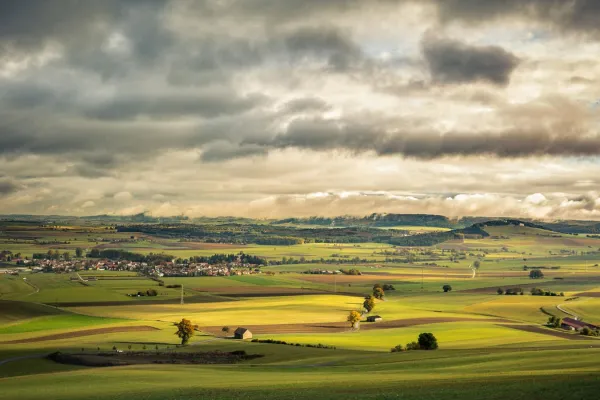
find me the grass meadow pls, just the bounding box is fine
[1,224,600,399]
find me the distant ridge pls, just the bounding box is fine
[2,213,600,234]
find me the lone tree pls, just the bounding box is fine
[363,295,376,313]
[222,326,230,335]
[175,318,195,345]
[497,288,504,295]
[473,260,481,269]
[418,332,438,350]
[75,247,83,258]
[442,284,452,293]
[529,269,544,279]
[373,286,385,300]
[347,310,361,329]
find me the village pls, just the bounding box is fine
[0,250,264,278]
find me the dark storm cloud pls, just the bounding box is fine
[0,1,168,55]
[433,0,600,35]
[1,0,600,169]
[0,179,21,195]
[422,35,520,86]
[262,110,600,158]
[86,91,267,120]
[282,26,363,71]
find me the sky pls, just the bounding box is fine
[2,0,600,220]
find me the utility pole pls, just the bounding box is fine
[180,284,184,305]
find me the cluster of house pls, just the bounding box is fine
[18,258,149,273]
[7,256,263,277]
[151,262,262,277]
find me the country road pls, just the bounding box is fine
[22,278,39,297]
[557,304,579,319]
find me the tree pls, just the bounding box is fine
[363,295,376,313]
[222,326,230,335]
[63,252,71,261]
[347,311,361,329]
[442,284,452,293]
[497,288,504,295]
[581,326,593,336]
[529,269,544,279]
[390,344,404,352]
[405,341,420,350]
[418,332,438,350]
[473,260,481,269]
[75,247,83,258]
[373,286,385,300]
[548,316,562,328]
[175,318,195,345]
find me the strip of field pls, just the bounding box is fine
[201,317,511,335]
[47,294,230,307]
[0,326,160,344]
[498,324,596,340]
[576,292,600,297]
[194,286,358,298]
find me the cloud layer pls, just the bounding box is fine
[1,1,600,219]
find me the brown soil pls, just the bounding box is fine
[498,324,595,340]
[576,292,600,297]
[48,350,262,367]
[201,317,510,335]
[50,294,231,307]
[296,275,398,284]
[2,326,160,344]
[193,286,353,298]
[196,286,323,294]
[461,277,600,294]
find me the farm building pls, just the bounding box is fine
[561,317,598,331]
[366,315,382,322]
[234,327,252,340]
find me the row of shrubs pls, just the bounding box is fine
[580,326,600,337]
[497,287,564,296]
[497,287,524,295]
[127,289,158,297]
[390,333,438,352]
[250,339,336,349]
[531,288,564,296]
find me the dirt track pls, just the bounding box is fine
[200,317,510,335]
[1,326,160,344]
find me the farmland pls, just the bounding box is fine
[1,218,600,399]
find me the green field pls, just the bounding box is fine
[1,222,600,399]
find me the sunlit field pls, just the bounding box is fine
[1,222,600,400]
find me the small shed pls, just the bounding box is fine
[234,327,252,340]
[366,315,382,323]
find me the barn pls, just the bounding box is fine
[561,317,598,331]
[234,327,252,340]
